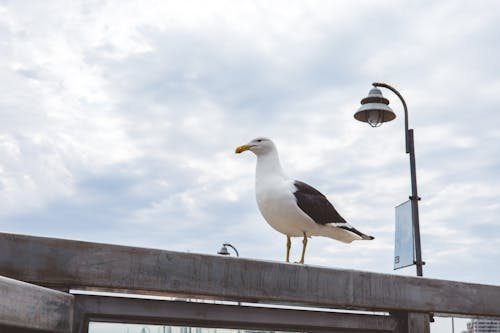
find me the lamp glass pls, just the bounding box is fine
[367,110,383,127]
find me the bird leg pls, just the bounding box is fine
[286,236,291,262]
[298,232,307,264]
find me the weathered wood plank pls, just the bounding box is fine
[407,313,430,333]
[74,295,397,333]
[391,312,430,333]
[0,232,499,317]
[0,275,73,333]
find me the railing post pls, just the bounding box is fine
[407,312,430,333]
[392,312,430,333]
[73,296,89,333]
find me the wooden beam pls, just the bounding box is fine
[391,312,430,333]
[0,275,73,333]
[407,313,430,333]
[1,232,499,317]
[74,295,397,333]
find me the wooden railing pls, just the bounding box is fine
[1,232,499,333]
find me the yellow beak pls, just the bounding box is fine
[235,144,252,154]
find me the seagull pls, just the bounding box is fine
[235,137,374,264]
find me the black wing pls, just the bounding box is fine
[293,180,346,225]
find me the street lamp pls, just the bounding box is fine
[217,243,239,257]
[217,242,242,310]
[354,82,424,277]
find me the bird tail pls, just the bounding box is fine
[317,223,374,243]
[361,234,375,240]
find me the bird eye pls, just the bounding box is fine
[257,139,262,142]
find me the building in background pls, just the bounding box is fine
[464,319,500,333]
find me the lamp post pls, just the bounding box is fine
[217,243,240,257]
[354,82,424,277]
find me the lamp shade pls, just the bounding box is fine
[217,245,230,255]
[354,87,396,127]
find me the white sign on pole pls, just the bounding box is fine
[394,200,414,270]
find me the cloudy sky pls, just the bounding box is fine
[1,1,500,331]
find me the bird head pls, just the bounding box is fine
[235,137,275,156]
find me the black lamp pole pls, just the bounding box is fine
[373,82,423,277]
[355,82,424,277]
